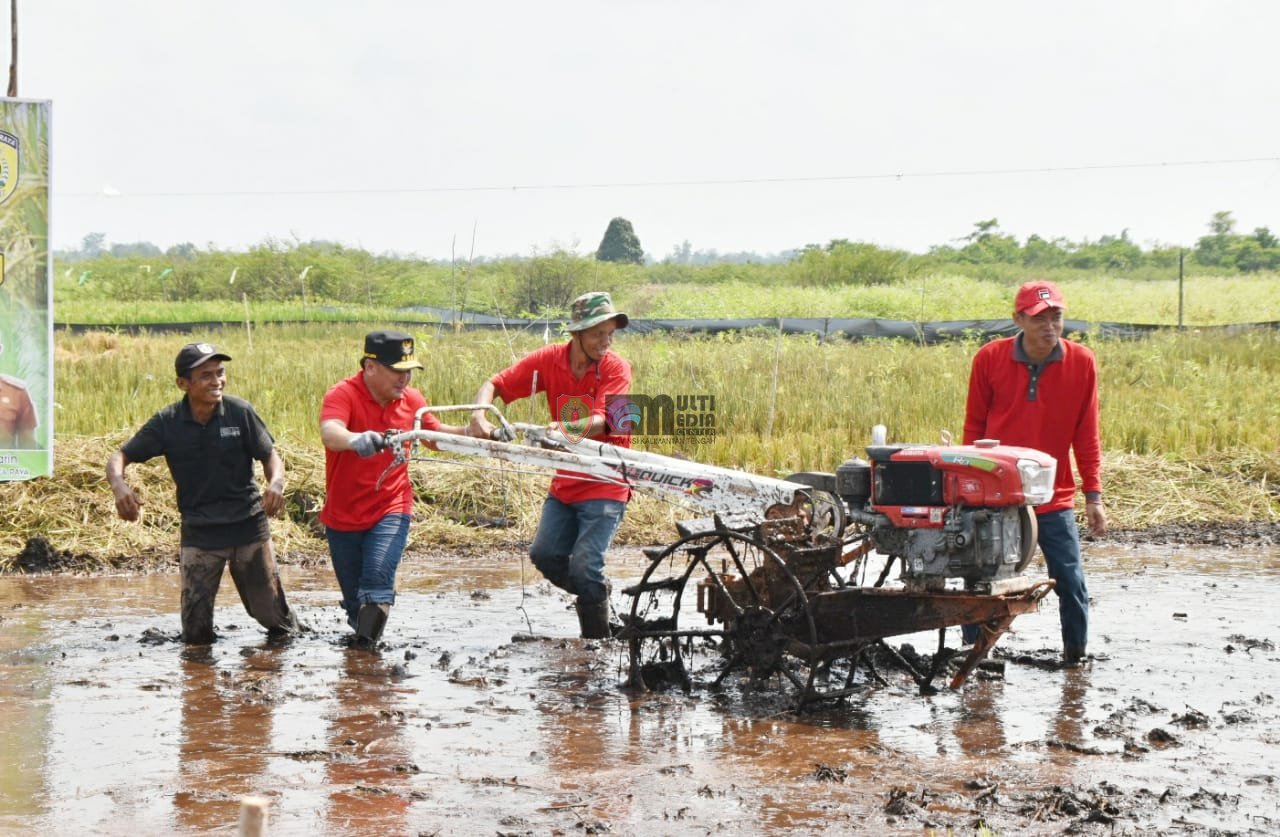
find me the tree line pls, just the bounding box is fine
[53,211,1278,318]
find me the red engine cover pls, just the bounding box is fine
[871,442,1054,529]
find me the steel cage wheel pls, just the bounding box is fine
[624,529,820,703]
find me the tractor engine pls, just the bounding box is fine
[836,440,1056,590]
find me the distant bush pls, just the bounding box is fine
[53,209,1280,324]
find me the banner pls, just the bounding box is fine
[0,99,52,481]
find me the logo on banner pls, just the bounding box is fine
[555,394,593,442]
[0,131,17,206]
[604,393,717,438]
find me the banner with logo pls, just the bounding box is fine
[0,99,52,481]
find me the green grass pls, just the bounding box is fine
[4,323,1275,564]
[56,325,1280,469]
[54,273,1280,327]
[626,274,1280,325]
[54,300,445,326]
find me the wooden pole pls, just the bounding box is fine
[1178,248,1185,329]
[238,795,269,837]
[766,318,783,438]
[242,292,253,353]
[7,0,17,98]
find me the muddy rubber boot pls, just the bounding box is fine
[1063,644,1087,667]
[266,610,302,643]
[575,598,610,640]
[355,603,390,648]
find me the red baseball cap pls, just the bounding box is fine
[1015,281,1066,316]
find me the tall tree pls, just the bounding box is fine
[7,0,16,97]
[81,232,106,258]
[595,217,644,264]
[1195,210,1237,267]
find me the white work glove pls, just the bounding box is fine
[350,430,386,458]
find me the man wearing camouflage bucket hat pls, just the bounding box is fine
[469,291,632,639]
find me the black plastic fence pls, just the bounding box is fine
[58,310,1280,343]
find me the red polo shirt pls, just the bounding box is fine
[491,342,632,504]
[319,372,441,531]
[963,335,1102,514]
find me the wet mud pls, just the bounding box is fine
[2,541,1278,835]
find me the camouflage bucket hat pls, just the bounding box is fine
[566,291,629,332]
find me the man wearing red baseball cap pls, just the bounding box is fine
[962,281,1106,667]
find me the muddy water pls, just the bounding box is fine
[1,544,1278,835]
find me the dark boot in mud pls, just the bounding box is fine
[265,610,302,644]
[576,598,610,640]
[355,603,390,649]
[1063,644,1088,667]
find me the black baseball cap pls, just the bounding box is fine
[175,342,231,376]
[363,330,424,371]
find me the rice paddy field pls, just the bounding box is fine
[2,320,1275,567]
[3,284,1279,835]
[52,272,1280,327]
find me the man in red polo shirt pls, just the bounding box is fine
[320,330,469,648]
[468,292,632,639]
[962,281,1107,667]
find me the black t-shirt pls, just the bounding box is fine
[121,394,274,549]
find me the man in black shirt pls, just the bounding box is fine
[106,342,299,644]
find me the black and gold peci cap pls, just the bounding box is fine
[363,330,424,371]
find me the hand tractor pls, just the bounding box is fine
[382,406,1056,707]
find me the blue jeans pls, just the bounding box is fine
[529,496,626,605]
[326,513,411,625]
[962,508,1089,651]
[1038,509,1089,651]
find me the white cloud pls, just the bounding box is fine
[15,0,1280,258]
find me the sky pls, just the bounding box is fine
[13,1,1280,260]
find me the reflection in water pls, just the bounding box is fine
[172,646,277,831]
[0,604,50,821]
[1052,669,1089,748]
[2,546,1278,834]
[534,648,638,824]
[954,681,1008,756]
[323,649,413,834]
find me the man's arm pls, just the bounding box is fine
[468,379,500,438]
[105,450,144,521]
[1074,352,1106,538]
[261,449,286,517]
[421,421,469,450]
[582,356,631,440]
[579,414,612,439]
[321,418,367,452]
[1085,497,1107,538]
[14,389,38,448]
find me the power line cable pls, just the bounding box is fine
[57,155,1280,199]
